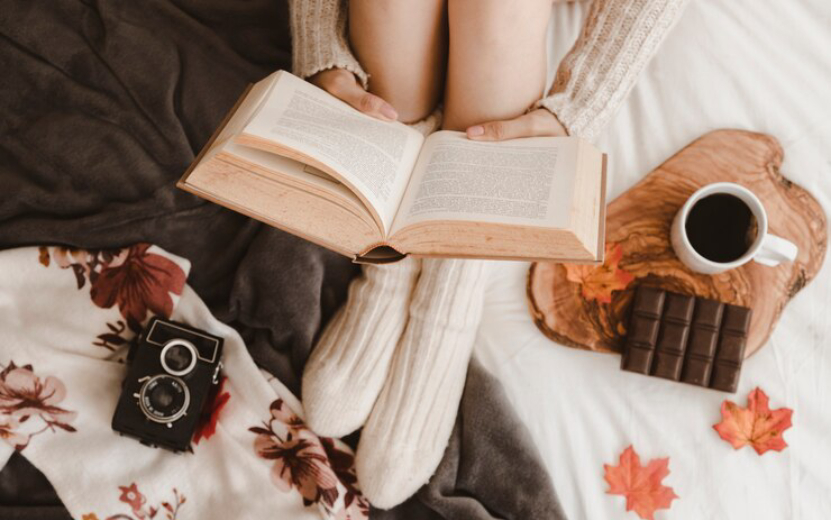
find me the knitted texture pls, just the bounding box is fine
[535,0,689,141]
[289,0,688,141]
[288,0,369,89]
[356,259,490,509]
[302,257,422,437]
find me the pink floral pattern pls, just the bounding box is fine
[88,244,186,330]
[84,483,186,520]
[0,414,28,448]
[119,483,147,512]
[250,399,369,519]
[320,437,368,519]
[38,245,187,349]
[0,362,77,450]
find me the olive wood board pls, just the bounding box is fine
[528,129,827,358]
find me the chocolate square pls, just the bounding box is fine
[715,334,747,364]
[662,293,695,323]
[709,363,741,393]
[628,316,661,347]
[651,352,684,381]
[721,304,752,333]
[621,345,654,375]
[681,356,713,386]
[656,322,690,354]
[693,298,724,329]
[686,328,719,358]
[632,286,666,317]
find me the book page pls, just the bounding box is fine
[220,141,366,213]
[390,131,578,235]
[240,71,424,233]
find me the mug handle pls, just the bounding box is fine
[753,234,798,267]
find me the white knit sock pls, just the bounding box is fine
[302,257,421,437]
[355,258,490,509]
[301,108,441,438]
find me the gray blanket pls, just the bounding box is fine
[0,2,564,519]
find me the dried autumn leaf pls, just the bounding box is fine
[713,387,793,455]
[604,445,678,520]
[564,242,635,304]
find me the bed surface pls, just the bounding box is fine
[476,1,831,518]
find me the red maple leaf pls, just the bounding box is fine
[604,445,678,520]
[713,387,793,455]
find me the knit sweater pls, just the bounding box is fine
[289,0,688,142]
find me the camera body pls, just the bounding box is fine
[112,317,224,452]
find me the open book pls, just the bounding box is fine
[178,71,606,264]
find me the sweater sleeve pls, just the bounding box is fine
[288,0,369,89]
[535,0,689,141]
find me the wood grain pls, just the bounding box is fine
[528,130,827,358]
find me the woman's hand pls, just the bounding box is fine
[465,108,567,141]
[309,69,399,122]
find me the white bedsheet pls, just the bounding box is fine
[475,1,831,519]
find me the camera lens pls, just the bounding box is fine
[138,375,190,423]
[160,339,197,376]
[150,383,175,408]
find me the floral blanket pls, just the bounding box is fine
[0,245,367,520]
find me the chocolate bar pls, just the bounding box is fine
[651,293,695,381]
[621,286,751,393]
[620,287,664,375]
[680,298,723,386]
[709,304,751,392]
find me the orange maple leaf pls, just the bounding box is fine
[604,445,678,520]
[713,387,793,455]
[564,242,635,304]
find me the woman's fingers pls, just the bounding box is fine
[310,69,398,122]
[466,109,568,141]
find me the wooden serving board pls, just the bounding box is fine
[528,130,827,358]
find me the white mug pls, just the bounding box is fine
[671,182,798,275]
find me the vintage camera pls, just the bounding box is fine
[112,317,224,452]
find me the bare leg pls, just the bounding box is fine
[349,0,447,123]
[443,0,552,131]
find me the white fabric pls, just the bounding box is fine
[303,257,422,438]
[478,1,831,519]
[356,258,489,509]
[0,246,367,520]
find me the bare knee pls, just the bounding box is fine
[443,0,551,130]
[349,0,447,123]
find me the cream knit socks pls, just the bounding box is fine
[301,110,487,508]
[302,257,421,437]
[356,258,490,509]
[302,109,441,438]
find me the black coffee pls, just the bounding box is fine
[684,194,757,263]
